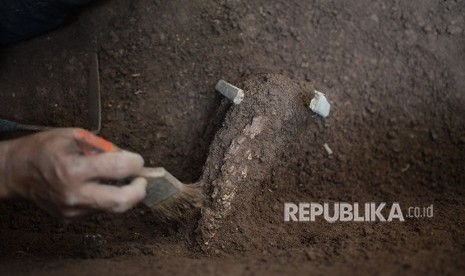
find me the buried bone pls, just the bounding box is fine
[198,74,308,252]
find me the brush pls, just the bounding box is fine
[74,129,204,219]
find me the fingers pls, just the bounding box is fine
[75,150,144,180]
[71,177,147,213]
[8,127,148,218]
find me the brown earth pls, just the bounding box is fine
[0,0,464,275]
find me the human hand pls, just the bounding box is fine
[0,128,147,218]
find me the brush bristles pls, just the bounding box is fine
[150,182,205,221]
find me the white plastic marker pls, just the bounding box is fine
[309,90,331,117]
[215,80,245,104]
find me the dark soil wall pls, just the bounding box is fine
[0,0,464,275]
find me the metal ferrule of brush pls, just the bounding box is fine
[140,168,184,207]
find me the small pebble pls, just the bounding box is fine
[323,143,333,155]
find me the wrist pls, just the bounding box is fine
[0,140,13,199]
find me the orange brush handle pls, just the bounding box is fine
[74,129,119,156]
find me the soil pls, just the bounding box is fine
[0,0,464,275]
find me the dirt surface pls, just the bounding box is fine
[0,0,464,275]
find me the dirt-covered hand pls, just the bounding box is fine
[0,128,147,218]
